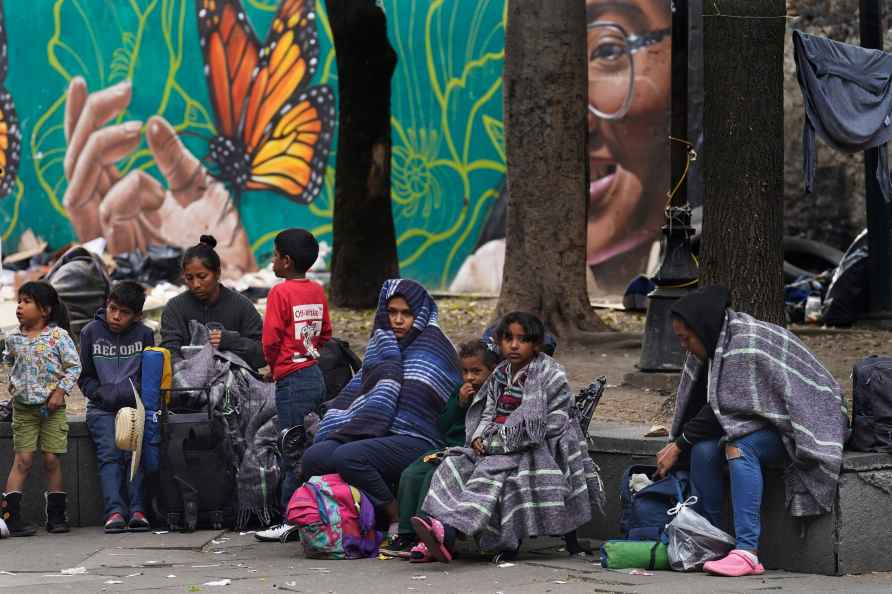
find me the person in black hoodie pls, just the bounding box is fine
[160,236,264,370]
[80,281,155,533]
[655,286,792,577]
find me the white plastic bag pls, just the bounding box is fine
[666,497,735,572]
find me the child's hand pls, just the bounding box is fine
[472,437,486,457]
[46,389,66,413]
[459,382,477,405]
[209,330,223,349]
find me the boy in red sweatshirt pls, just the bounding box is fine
[260,229,332,540]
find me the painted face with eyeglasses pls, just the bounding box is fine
[585,0,671,294]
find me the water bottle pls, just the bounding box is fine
[805,293,822,324]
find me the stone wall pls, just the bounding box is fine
[784,0,892,251]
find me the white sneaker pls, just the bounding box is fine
[254,523,299,543]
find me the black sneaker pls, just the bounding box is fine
[380,534,417,558]
[128,512,151,532]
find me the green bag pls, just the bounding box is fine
[599,539,670,570]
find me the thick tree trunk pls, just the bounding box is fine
[327,0,399,309]
[497,0,606,338]
[700,0,785,324]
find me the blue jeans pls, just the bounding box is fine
[276,364,326,511]
[86,411,144,519]
[690,429,786,551]
[301,435,432,507]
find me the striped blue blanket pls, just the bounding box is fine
[315,279,461,447]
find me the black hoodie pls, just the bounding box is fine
[669,286,730,450]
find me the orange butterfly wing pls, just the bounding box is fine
[241,0,333,203]
[246,86,334,203]
[196,0,260,138]
[0,1,20,198]
[241,0,316,152]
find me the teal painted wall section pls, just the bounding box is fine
[1,0,506,288]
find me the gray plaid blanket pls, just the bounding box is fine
[671,311,849,516]
[421,354,604,551]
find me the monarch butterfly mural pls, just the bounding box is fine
[0,0,20,198]
[196,0,335,205]
[13,0,510,289]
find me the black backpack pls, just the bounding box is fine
[619,465,688,541]
[318,338,362,399]
[849,356,892,452]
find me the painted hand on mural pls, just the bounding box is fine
[62,77,256,277]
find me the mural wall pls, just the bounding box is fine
[2,0,668,292]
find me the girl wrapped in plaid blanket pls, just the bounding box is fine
[412,312,605,562]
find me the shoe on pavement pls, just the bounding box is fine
[255,523,299,543]
[104,512,127,534]
[128,511,151,532]
[380,534,417,558]
[703,550,765,577]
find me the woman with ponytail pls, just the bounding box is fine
[3,281,81,536]
[160,235,265,370]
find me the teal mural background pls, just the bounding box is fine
[1,0,506,288]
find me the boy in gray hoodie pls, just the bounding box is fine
[79,281,155,533]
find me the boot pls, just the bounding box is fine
[45,491,70,533]
[1,492,37,537]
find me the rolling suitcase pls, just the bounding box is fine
[159,388,236,532]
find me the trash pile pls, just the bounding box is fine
[784,230,868,327]
[0,230,332,332]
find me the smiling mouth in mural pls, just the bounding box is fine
[194,0,335,207]
[589,162,617,217]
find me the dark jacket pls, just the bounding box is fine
[670,286,730,450]
[794,31,892,202]
[79,309,155,414]
[160,285,265,370]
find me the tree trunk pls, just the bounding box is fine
[327,0,399,309]
[497,0,606,338]
[700,0,785,324]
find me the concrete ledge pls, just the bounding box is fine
[583,421,892,575]
[0,416,105,527]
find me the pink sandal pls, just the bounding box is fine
[703,550,765,577]
[409,542,435,563]
[410,516,453,563]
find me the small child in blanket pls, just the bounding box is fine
[378,338,502,558]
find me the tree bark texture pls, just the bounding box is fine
[497,0,605,338]
[700,0,785,324]
[327,0,400,309]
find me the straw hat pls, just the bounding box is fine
[114,379,145,482]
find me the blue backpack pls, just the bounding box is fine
[619,464,688,541]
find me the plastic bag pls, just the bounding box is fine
[666,497,735,572]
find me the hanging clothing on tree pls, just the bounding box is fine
[793,31,892,202]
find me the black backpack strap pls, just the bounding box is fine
[649,541,660,570]
[165,422,200,531]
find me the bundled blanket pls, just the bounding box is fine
[173,321,280,528]
[421,354,604,552]
[316,279,461,446]
[671,310,849,516]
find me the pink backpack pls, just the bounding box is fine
[287,474,382,559]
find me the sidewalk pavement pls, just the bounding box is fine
[0,529,891,593]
